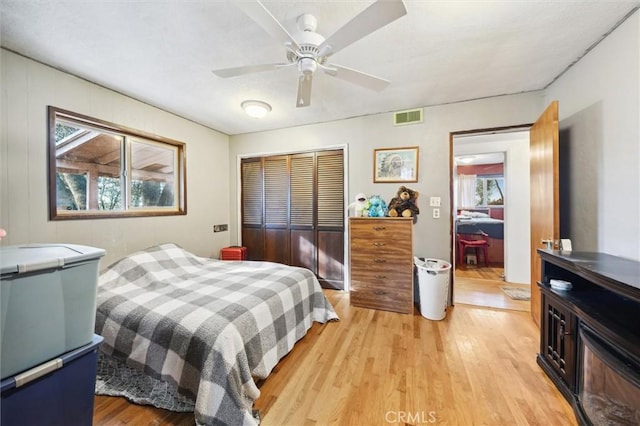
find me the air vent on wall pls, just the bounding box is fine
[393,108,423,126]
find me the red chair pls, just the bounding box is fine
[457,232,489,267]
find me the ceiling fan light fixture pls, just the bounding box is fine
[216,0,408,108]
[241,100,272,118]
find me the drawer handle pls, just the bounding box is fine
[374,275,387,279]
[373,242,386,247]
[374,289,387,295]
[373,226,386,231]
[373,258,387,263]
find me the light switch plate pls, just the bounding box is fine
[213,224,228,232]
[429,197,441,207]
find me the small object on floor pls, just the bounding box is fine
[220,246,248,260]
[501,286,531,301]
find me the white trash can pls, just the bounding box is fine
[414,257,452,320]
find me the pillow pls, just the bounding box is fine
[460,210,489,218]
[471,212,489,218]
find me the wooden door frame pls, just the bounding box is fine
[448,124,533,306]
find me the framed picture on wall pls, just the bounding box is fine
[373,146,419,183]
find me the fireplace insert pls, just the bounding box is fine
[577,324,640,425]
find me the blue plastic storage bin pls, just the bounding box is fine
[0,243,105,379]
[1,334,103,426]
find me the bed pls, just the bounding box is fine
[456,209,504,239]
[456,210,505,264]
[94,243,338,425]
[456,217,504,239]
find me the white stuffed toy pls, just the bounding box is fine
[348,193,370,217]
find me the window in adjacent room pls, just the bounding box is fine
[48,106,186,219]
[476,176,505,206]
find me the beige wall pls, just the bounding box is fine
[229,92,546,264]
[0,49,231,268]
[546,10,639,260]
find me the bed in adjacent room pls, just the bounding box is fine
[456,209,505,264]
[456,216,504,239]
[94,243,338,426]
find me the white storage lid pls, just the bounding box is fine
[0,244,106,276]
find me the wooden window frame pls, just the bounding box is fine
[48,106,187,220]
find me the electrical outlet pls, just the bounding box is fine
[432,208,440,219]
[213,224,228,232]
[429,197,441,207]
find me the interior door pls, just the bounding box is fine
[264,155,290,264]
[290,153,315,272]
[530,101,560,327]
[241,158,264,260]
[316,149,345,289]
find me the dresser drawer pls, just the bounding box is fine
[351,269,412,290]
[350,280,413,314]
[351,247,413,269]
[349,220,412,241]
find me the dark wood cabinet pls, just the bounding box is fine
[241,149,344,289]
[540,290,576,395]
[536,249,640,420]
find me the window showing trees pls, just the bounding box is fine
[476,176,504,206]
[48,106,186,220]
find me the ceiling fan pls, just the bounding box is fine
[212,0,407,108]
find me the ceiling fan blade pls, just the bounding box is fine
[323,64,390,91]
[317,0,407,58]
[212,63,288,78]
[236,0,301,52]
[297,74,313,108]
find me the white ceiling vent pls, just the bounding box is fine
[393,108,423,126]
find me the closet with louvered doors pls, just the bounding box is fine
[240,149,344,290]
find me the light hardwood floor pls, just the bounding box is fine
[94,289,574,425]
[454,264,530,312]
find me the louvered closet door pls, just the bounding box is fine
[240,149,345,289]
[264,155,290,264]
[316,150,344,289]
[241,158,264,260]
[290,153,315,272]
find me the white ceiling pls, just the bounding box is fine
[455,153,504,166]
[2,1,638,136]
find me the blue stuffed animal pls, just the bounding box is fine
[367,195,388,217]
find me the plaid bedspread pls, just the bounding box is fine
[94,243,338,425]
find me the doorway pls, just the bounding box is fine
[451,130,532,311]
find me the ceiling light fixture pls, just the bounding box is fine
[241,100,271,118]
[456,156,476,164]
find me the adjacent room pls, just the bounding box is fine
[1,1,639,425]
[452,131,532,312]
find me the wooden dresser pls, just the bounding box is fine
[349,217,413,314]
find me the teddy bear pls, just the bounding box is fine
[367,195,388,217]
[387,186,420,220]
